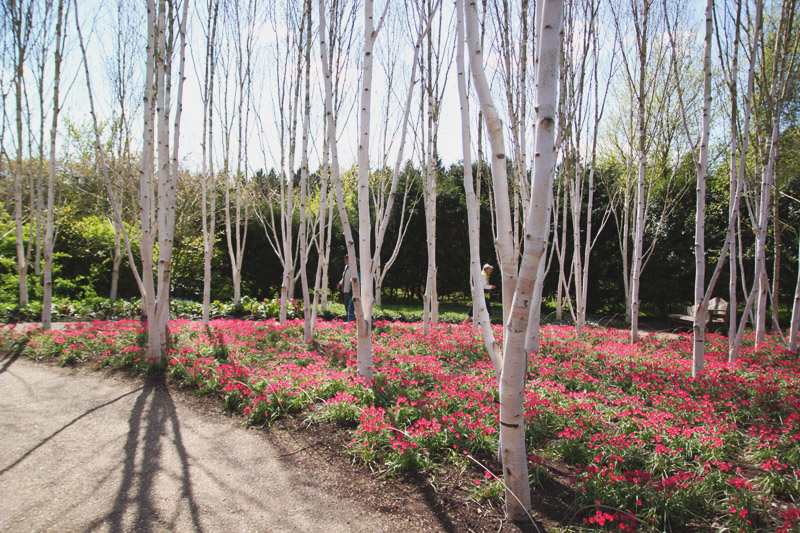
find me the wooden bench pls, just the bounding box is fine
[667,297,729,332]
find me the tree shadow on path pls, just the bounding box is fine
[88,374,203,533]
[0,386,142,477]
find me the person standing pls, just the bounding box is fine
[465,263,495,321]
[337,254,355,322]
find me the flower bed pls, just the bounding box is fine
[5,319,799,531]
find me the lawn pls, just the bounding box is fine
[4,319,799,532]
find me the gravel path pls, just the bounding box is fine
[0,354,443,533]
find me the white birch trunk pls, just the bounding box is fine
[357,1,375,311]
[139,0,159,362]
[299,0,312,342]
[12,15,28,307]
[728,0,760,360]
[790,232,800,350]
[629,1,650,343]
[466,0,564,521]
[500,0,563,520]
[466,0,517,324]
[201,0,219,325]
[689,0,713,377]
[727,1,742,345]
[319,0,373,382]
[41,0,66,331]
[456,0,501,376]
[754,0,793,344]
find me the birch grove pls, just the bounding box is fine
[6,6,800,528]
[371,4,429,308]
[75,0,190,363]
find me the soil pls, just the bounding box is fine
[0,339,570,533]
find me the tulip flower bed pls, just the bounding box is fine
[5,318,800,532]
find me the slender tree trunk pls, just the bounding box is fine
[754,0,794,343]
[629,0,650,343]
[456,0,501,376]
[138,0,159,362]
[13,14,29,307]
[42,0,66,331]
[728,0,760,361]
[110,221,122,302]
[689,0,713,377]
[299,0,313,342]
[319,0,373,382]
[727,0,742,345]
[500,0,563,520]
[466,0,564,520]
[466,0,517,323]
[201,0,219,325]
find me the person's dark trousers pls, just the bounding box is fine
[466,297,491,319]
[343,292,354,322]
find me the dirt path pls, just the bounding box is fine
[0,354,446,533]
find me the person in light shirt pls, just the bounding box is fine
[464,263,495,322]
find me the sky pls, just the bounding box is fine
[6,0,712,180]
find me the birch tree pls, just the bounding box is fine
[41,0,67,330]
[5,0,35,306]
[198,0,219,324]
[319,0,372,380]
[724,0,761,361]
[352,0,391,378]
[752,0,798,344]
[663,0,716,375]
[560,0,615,335]
[104,0,142,304]
[75,0,190,363]
[218,0,257,309]
[466,0,564,520]
[298,0,313,341]
[417,0,451,334]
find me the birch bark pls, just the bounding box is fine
[465,0,517,325]
[465,0,563,520]
[299,0,313,342]
[499,0,563,519]
[201,0,219,325]
[319,0,373,382]
[456,0,501,376]
[9,0,34,307]
[42,0,66,331]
